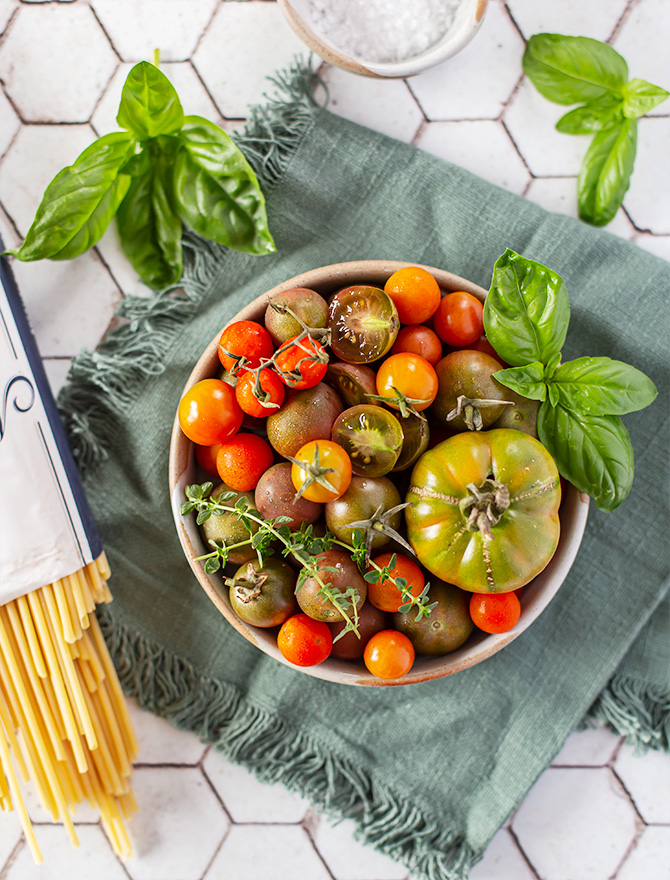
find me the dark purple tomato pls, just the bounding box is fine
[330,602,388,660]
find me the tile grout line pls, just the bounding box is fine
[0,836,25,880]
[507,824,542,880]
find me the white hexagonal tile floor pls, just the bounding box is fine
[0,2,668,879]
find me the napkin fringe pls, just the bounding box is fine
[99,607,475,880]
[58,59,321,474]
[584,674,670,753]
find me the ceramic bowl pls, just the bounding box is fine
[277,0,489,78]
[169,260,589,686]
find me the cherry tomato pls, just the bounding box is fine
[235,369,286,418]
[327,287,399,364]
[464,335,505,365]
[384,266,441,325]
[275,335,328,389]
[290,440,352,503]
[391,324,443,365]
[194,442,222,477]
[218,321,274,375]
[216,433,274,491]
[368,553,425,613]
[178,378,243,446]
[375,353,438,412]
[364,630,415,679]
[277,613,333,666]
[433,291,484,347]
[469,592,521,634]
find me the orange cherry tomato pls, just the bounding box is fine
[364,630,415,679]
[290,440,352,503]
[368,553,425,612]
[178,378,243,446]
[375,353,438,412]
[433,291,484,347]
[218,321,274,375]
[277,613,333,666]
[275,335,328,389]
[384,266,441,324]
[235,369,286,418]
[391,324,443,365]
[469,592,521,634]
[194,443,222,477]
[216,433,274,491]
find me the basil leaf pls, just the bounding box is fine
[523,34,628,105]
[622,78,669,118]
[537,403,634,512]
[494,363,547,401]
[577,118,637,226]
[173,116,275,255]
[550,356,657,415]
[556,93,624,134]
[483,249,570,368]
[10,132,136,262]
[117,61,184,140]
[116,139,183,289]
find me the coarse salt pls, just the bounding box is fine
[307,0,464,64]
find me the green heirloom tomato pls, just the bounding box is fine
[406,429,560,593]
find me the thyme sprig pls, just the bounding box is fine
[182,483,435,641]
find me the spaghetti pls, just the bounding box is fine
[0,553,138,862]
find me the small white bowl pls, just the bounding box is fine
[278,0,489,78]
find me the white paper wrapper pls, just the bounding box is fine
[0,251,101,603]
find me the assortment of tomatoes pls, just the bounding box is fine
[179,266,562,680]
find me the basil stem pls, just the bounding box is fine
[577,118,637,226]
[9,132,136,262]
[116,60,184,140]
[483,249,570,368]
[173,116,275,256]
[537,403,634,512]
[523,34,628,105]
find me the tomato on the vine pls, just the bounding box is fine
[368,553,425,612]
[391,324,443,365]
[469,592,521,634]
[275,335,328,389]
[384,266,441,325]
[194,442,222,477]
[218,321,274,374]
[216,433,274,491]
[290,440,352,503]
[433,291,484,347]
[375,353,438,412]
[235,369,285,418]
[178,378,243,446]
[277,614,333,666]
[364,630,415,679]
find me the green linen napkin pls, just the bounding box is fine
[59,67,669,879]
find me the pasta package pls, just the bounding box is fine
[0,245,138,862]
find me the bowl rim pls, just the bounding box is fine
[169,259,590,686]
[277,0,489,78]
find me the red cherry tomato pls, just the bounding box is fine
[434,291,484,347]
[235,369,286,418]
[275,335,328,389]
[364,630,415,679]
[194,443,222,477]
[463,335,506,366]
[469,592,521,634]
[218,321,274,375]
[178,379,243,446]
[216,433,274,491]
[277,614,333,666]
[384,266,441,324]
[391,324,443,365]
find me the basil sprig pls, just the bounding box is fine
[484,250,657,512]
[7,61,275,289]
[523,34,668,227]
